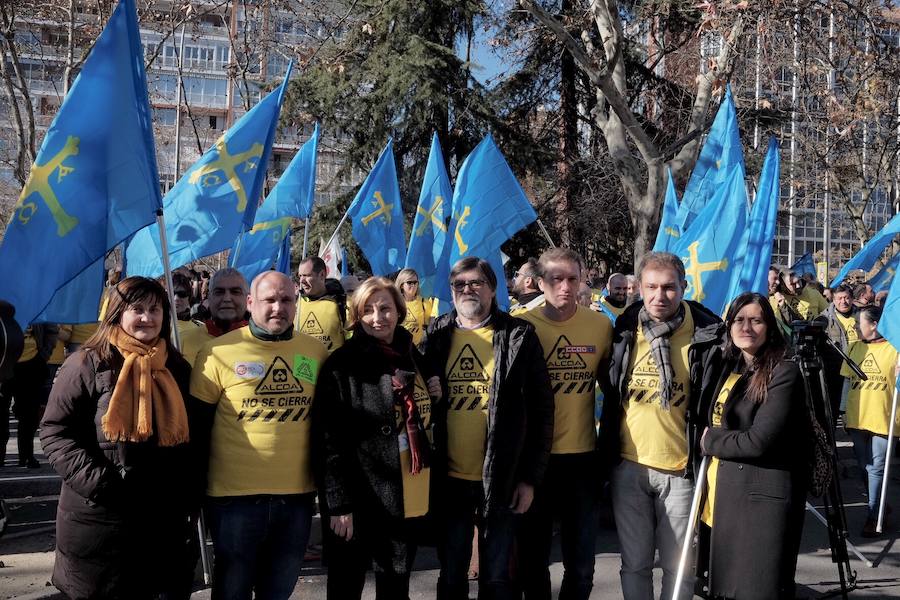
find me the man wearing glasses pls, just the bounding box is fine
[425,256,554,600]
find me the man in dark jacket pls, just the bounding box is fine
[425,256,554,600]
[599,252,724,600]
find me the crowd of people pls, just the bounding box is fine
[0,249,896,600]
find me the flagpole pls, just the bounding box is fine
[876,364,899,533]
[155,209,212,584]
[230,225,247,267]
[302,217,311,258]
[672,455,708,600]
[324,206,351,258]
[536,218,557,248]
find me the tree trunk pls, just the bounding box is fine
[555,0,577,247]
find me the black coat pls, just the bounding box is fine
[599,300,726,479]
[700,357,810,600]
[39,347,198,600]
[424,309,554,515]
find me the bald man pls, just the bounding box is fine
[599,273,629,322]
[190,271,329,600]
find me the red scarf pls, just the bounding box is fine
[204,319,248,338]
[378,340,430,474]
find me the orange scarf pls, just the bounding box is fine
[101,328,189,446]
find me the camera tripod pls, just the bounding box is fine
[793,331,863,600]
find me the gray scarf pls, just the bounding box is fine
[638,303,686,410]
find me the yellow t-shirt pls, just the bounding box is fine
[19,329,38,363]
[295,297,345,353]
[395,372,432,518]
[445,326,494,481]
[190,327,329,497]
[836,312,859,344]
[701,372,742,527]
[599,297,626,319]
[796,286,828,320]
[521,306,612,453]
[401,296,434,347]
[620,305,695,471]
[842,340,900,436]
[180,325,215,367]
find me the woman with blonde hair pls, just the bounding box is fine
[40,276,198,599]
[315,276,441,599]
[395,268,434,347]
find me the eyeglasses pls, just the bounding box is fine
[451,279,486,292]
[174,290,190,298]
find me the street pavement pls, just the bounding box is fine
[2,417,900,599]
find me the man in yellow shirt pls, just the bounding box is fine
[821,284,857,351]
[599,252,725,600]
[180,268,249,365]
[599,272,629,322]
[425,256,553,600]
[190,271,328,600]
[295,256,346,353]
[518,248,612,600]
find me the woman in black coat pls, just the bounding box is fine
[314,276,439,600]
[698,292,810,600]
[40,277,198,600]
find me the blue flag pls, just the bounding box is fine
[34,257,106,324]
[869,253,899,293]
[791,253,817,278]
[653,167,681,252]
[231,217,292,284]
[126,65,293,278]
[677,85,745,233]
[831,211,900,287]
[0,0,161,327]
[876,268,900,390]
[406,133,453,299]
[276,231,291,276]
[265,122,319,220]
[672,163,749,315]
[729,137,780,299]
[347,139,407,275]
[341,248,349,278]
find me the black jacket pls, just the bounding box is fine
[424,308,554,514]
[313,326,433,520]
[700,358,810,600]
[39,347,197,599]
[599,300,725,479]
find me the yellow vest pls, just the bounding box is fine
[295,297,345,353]
[445,326,494,481]
[401,296,434,347]
[190,327,329,496]
[620,305,695,471]
[842,340,900,436]
[521,306,612,453]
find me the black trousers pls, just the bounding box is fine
[0,355,48,462]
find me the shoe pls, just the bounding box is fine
[861,518,879,538]
[18,457,40,469]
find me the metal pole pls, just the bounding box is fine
[823,7,834,276]
[876,369,899,533]
[672,455,708,600]
[323,207,351,259]
[155,210,211,584]
[229,225,247,267]
[753,15,762,150]
[787,2,799,266]
[535,218,557,248]
[173,24,186,180]
[301,217,311,258]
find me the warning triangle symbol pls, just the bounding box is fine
[860,352,881,376]
[255,356,305,395]
[447,343,488,382]
[300,312,325,335]
[546,335,588,370]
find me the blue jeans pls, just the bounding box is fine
[517,452,600,600]
[207,493,315,600]
[848,429,889,519]
[611,459,695,600]
[437,477,517,600]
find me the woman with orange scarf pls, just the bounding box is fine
[40,276,197,599]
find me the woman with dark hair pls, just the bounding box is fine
[698,292,810,600]
[315,276,439,600]
[40,276,198,599]
[841,304,900,537]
